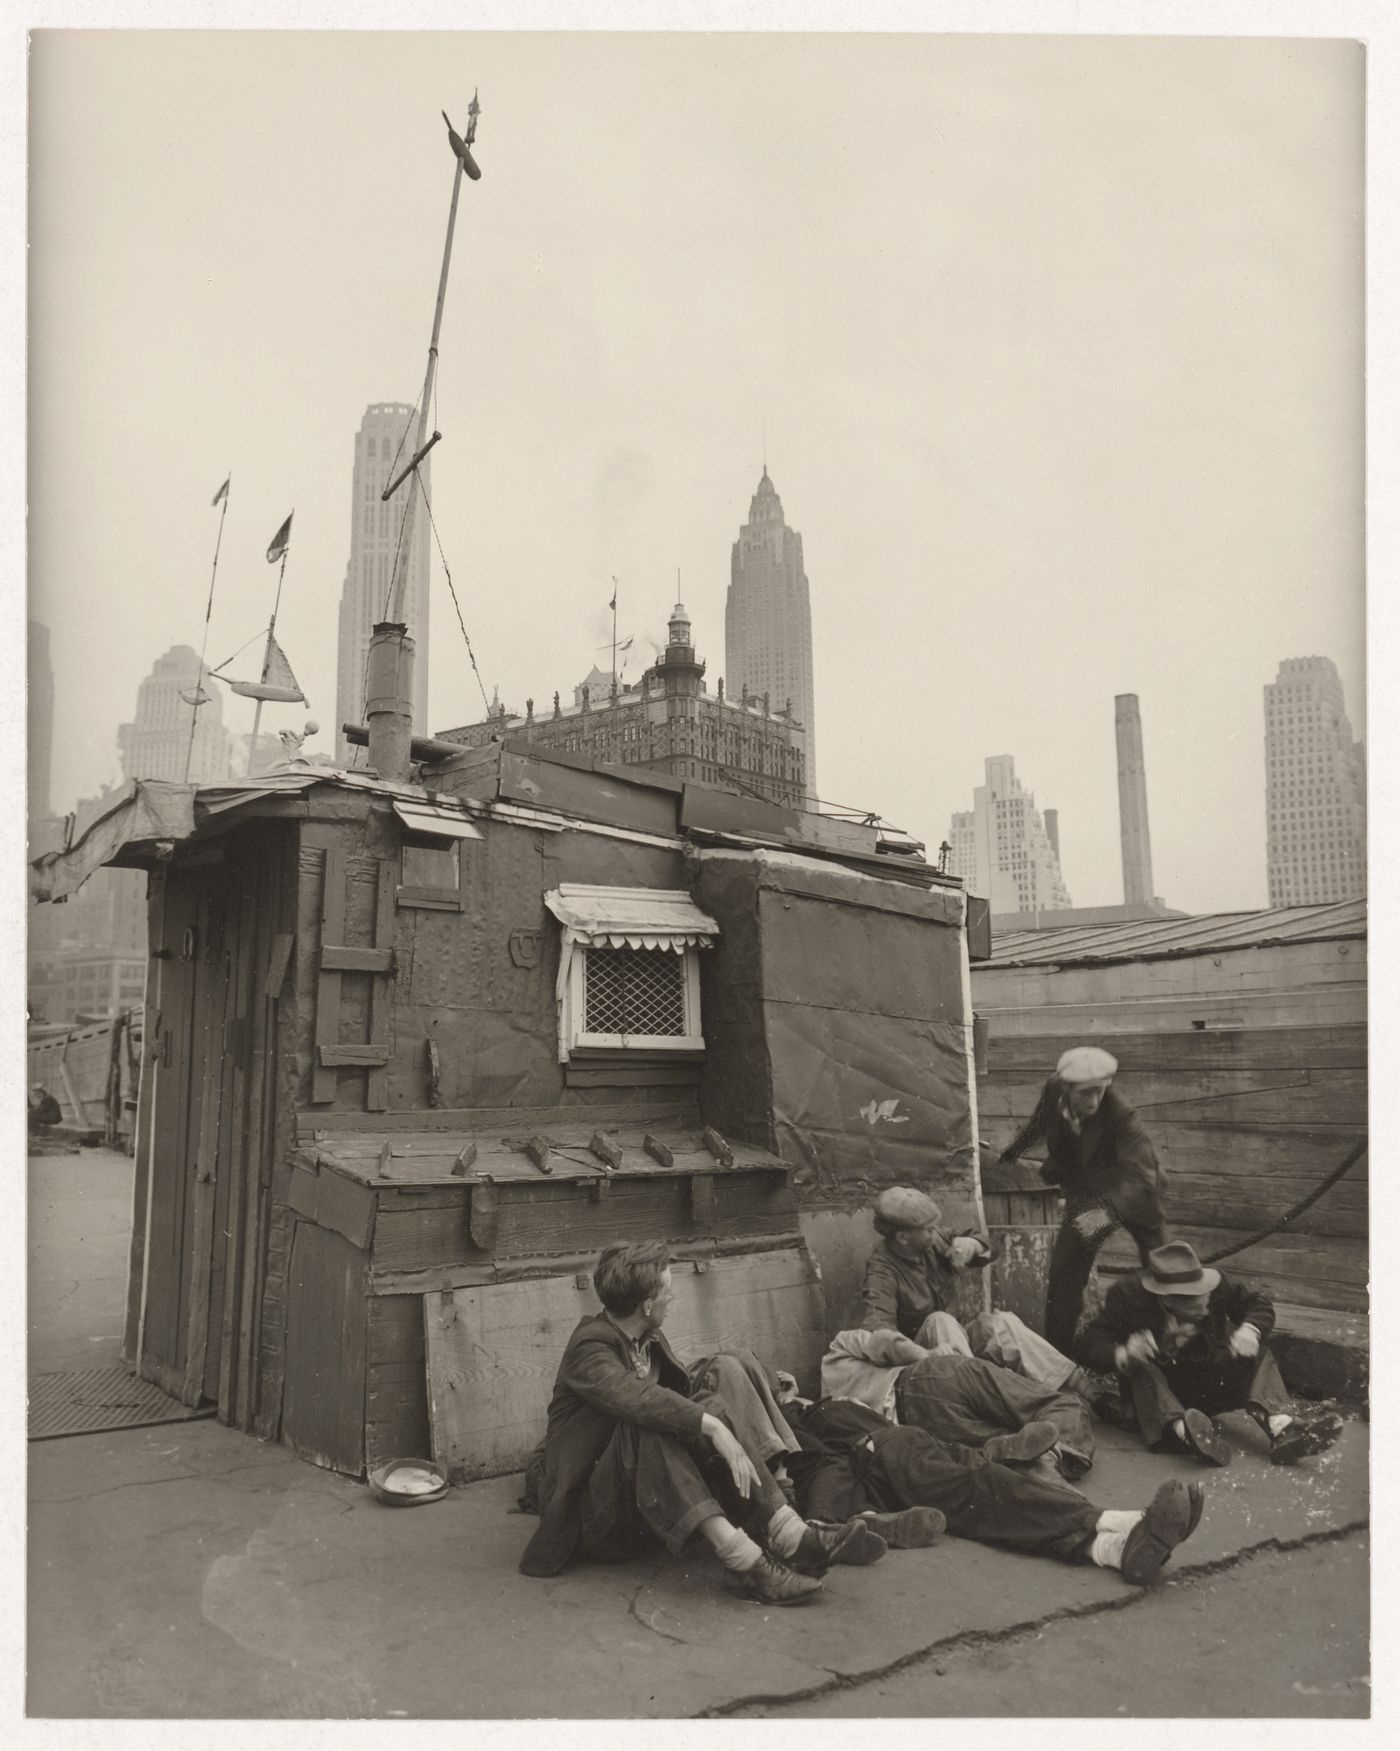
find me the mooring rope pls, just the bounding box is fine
[1200,1137,1367,1266]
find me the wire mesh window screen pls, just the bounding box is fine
[583,946,687,1037]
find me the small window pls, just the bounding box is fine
[567,942,703,1051]
[401,837,460,901]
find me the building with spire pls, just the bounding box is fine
[335,402,432,762]
[1264,656,1366,905]
[725,468,817,804]
[947,756,1073,921]
[439,601,806,808]
[117,644,235,784]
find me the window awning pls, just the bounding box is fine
[544,883,720,952]
[393,800,484,841]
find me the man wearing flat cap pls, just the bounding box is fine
[1076,1242,1342,1467]
[999,1046,1168,1352]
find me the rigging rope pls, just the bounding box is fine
[414,466,492,717]
[1199,1137,1366,1266]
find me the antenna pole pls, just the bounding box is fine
[248,548,289,777]
[387,128,470,626]
[184,478,231,783]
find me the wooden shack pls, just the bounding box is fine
[31,739,981,1480]
[972,903,1367,1320]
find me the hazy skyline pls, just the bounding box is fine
[28,30,1365,912]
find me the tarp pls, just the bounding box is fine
[30,782,197,903]
[29,771,323,903]
[543,883,720,952]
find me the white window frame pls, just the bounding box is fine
[562,942,705,1054]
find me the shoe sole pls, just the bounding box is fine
[861,1508,947,1549]
[726,1572,824,1606]
[987,1419,1060,1465]
[1182,1408,1232,1467]
[1270,1416,1344,1465]
[1121,1480,1200,1586]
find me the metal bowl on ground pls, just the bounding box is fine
[367,1456,449,1505]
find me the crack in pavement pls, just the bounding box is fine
[32,1458,331,1505]
[698,1519,1370,1718]
[626,1567,688,1646]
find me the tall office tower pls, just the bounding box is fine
[1115,694,1156,907]
[725,467,817,803]
[947,755,1073,918]
[1264,656,1366,905]
[27,619,54,822]
[117,645,234,782]
[336,403,432,762]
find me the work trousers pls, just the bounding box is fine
[687,1349,800,1465]
[895,1353,1095,1466]
[1046,1197,1165,1355]
[798,1401,1099,1563]
[912,1309,1082,1394]
[578,1390,786,1562]
[1126,1345,1291,1448]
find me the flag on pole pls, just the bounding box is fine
[609,577,618,612]
[266,512,293,564]
[211,476,230,507]
[617,637,633,654]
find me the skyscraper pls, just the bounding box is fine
[1115,693,1156,907]
[117,645,234,782]
[27,619,54,822]
[335,403,432,762]
[725,467,817,803]
[947,756,1073,918]
[1264,656,1366,905]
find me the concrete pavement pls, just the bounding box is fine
[26,1150,1370,1719]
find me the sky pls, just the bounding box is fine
[26,27,1367,913]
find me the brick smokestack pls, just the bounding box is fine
[1115,693,1155,907]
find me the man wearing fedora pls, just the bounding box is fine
[998,1046,1168,1352]
[1076,1241,1343,1467]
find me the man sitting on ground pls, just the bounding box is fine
[862,1185,1102,1403]
[1075,1241,1343,1468]
[781,1393,1205,1588]
[518,1240,887,1605]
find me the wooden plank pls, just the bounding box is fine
[289,1163,377,1251]
[564,1063,703,1088]
[216,879,258,1421]
[281,1220,370,1476]
[321,944,393,975]
[235,874,275,1432]
[297,1100,699,1139]
[312,847,347,1104]
[181,880,233,1406]
[985,1026,1367,1075]
[366,862,396,1112]
[319,1044,391,1068]
[367,1294,425,1367]
[426,1246,823,1481]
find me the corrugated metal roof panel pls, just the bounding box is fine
[982,899,1366,968]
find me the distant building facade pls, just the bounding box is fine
[725,468,817,802]
[1264,656,1366,906]
[117,645,235,784]
[439,602,806,808]
[947,755,1073,919]
[336,402,432,761]
[28,619,54,823]
[1115,693,1157,908]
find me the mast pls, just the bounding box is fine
[183,475,231,783]
[386,92,480,628]
[247,546,290,776]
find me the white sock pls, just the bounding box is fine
[710,1524,764,1573]
[1268,1414,1293,1437]
[1096,1509,1143,1534]
[766,1503,807,1558]
[1090,1528,1130,1569]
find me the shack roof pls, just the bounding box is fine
[31,744,954,904]
[981,897,1367,970]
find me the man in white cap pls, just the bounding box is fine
[1076,1241,1343,1467]
[999,1045,1167,1352]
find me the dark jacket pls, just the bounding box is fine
[519,1312,703,1577]
[1001,1080,1165,1234]
[860,1236,959,1340]
[1076,1271,1276,1376]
